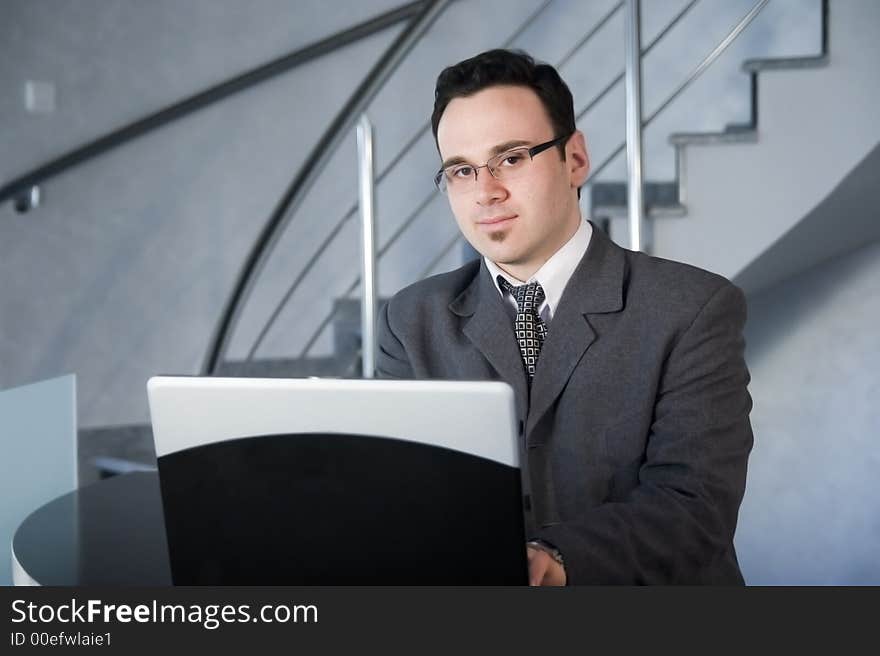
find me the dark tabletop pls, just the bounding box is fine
[13,471,172,585]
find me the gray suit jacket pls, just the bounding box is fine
[377,223,753,584]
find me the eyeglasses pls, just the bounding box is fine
[433,134,570,194]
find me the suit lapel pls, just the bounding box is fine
[527,223,625,437]
[450,260,529,416]
[448,225,626,432]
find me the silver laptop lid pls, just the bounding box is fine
[148,376,518,468]
[146,376,526,585]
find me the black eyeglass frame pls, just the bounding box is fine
[433,133,572,192]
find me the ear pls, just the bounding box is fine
[566,130,590,188]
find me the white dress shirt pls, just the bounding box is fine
[485,219,593,324]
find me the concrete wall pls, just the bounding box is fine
[1,0,406,427]
[0,0,406,181]
[737,240,880,585]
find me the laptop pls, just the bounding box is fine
[147,376,527,585]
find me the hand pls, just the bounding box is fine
[527,545,567,586]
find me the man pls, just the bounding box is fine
[377,49,753,585]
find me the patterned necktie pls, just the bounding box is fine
[497,276,548,382]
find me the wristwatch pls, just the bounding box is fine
[527,539,564,566]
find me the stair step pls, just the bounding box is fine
[591,181,686,218]
[591,204,687,220]
[724,122,755,134]
[591,181,679,207]
[668,129,758,146]
[742,54,829,73]
[215,355,349,378]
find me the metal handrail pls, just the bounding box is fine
[244,0,556,361]
[297,0,701,359]
[574,0,700,125]
[624,0,645,252]
[586,0,770,182]
[645,0,770,127]
[0,1,429,205]
[202,0,450,374]
[555,1,623,71]
[356,115,377,378]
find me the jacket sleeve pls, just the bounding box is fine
[534,282,754,584]
[376,298,415,379]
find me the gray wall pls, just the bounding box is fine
[737,240,880,585]
[0,0,406,181]
[1,0,407,427]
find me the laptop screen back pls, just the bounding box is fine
[147,377,527,585]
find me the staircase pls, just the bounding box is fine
[599,0,880,292]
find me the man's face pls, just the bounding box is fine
[436,85,589,278]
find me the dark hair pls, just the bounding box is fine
[431,49,576,156]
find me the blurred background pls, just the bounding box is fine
[1,0,877,584]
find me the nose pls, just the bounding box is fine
[474,167,508,206]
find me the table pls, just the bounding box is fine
[12,472,172,585]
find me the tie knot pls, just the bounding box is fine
[497,276,545,313]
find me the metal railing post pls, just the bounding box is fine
[357,115,377,379]
[624,0,645,252]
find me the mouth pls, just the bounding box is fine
[476,215,517,230]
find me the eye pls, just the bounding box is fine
[500,152,526,167]
[451,165,475,179]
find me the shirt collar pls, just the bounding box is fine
[485,219,593,316]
